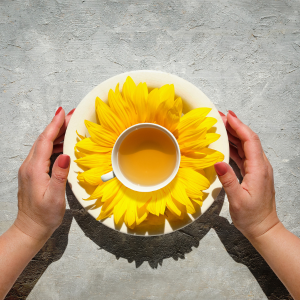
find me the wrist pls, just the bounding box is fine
[240,210,281,241]
[14,211,54,243]
[8,224,47,251]
[248,221,286,246]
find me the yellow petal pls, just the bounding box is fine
[197,117,217,131]
[95,97,126,135]
[108,88,133,128]
[180,133,221,153]
[168,178,195,214]
[177,168,210,197]
[164,97,183,133]
[114,191,128,224]
[85,181,107,200]
[180,149,224,169]
[155,91,175,127]
[159,84,175,103]
[191,198,204,206]
[133,82,148,123]
[84,120,102,131]
[136,205,148,225]
[122,76,137,111]
[101,178,122,203]
[145,88,160,123]
[75,149,87,159]
[166,197,181,217]
[101,184,124,211]
[76,130,86,140]
[147,192,158,216]
[75,153,111,168]
[75,137,112,154]
[177,108,211,135]
[177,127,207,145]
[77,165,112,186]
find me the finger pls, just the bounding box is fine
[46,154,70,203]
[227,111,264,164]
[53,144,64,154]
[226,122,239,138]
[54,134,65,145]
[56,108,75,139]
[32,107,65,164]
[228,132,245,158]
[230,145,245,176]
[214,162,247,202]
[218,111,227,127]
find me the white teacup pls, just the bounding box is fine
[101,123,181,192]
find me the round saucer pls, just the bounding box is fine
[63,70,229,236]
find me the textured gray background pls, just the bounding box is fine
[1,0,300,299]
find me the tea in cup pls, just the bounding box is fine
[101,123,181,192]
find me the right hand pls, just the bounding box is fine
[214,110,280,241]
[14,107,74,242]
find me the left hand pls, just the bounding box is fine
[14,107,75,242]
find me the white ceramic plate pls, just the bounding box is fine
[64,70,229,236]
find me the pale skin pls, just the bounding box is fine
[0,107,74,299]
[0,109,299,299]
[216,110,300,300]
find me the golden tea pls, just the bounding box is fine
[118,127,177,186]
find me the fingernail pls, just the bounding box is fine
[55,107,62,116]
[214,162,228,176]
[228,110,237,118]
[218,111,225,117]
[58,154,70,169]
[67,108,75,116]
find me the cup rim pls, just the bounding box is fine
[111,123,181,192]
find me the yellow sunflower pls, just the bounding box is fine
[75,76,224,229]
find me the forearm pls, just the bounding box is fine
[250,222,300,300]
[0,225,47,299]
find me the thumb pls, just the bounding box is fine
[48,154,70,199]
[214,162,243,200]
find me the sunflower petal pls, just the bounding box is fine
[136,205,148,225]
[164,97,183,133]
[177,168,210,197]
[75,137,112,154]
[177,108,211,134]
[181,149,224,169]
[114,189,128,224]
[122,76,137,111]
[108,88,133,128]
[177,127,207,145]
[77,165,112,186]
[180,133,221,153]
[198,117,217,131]
[147,192,158,216]
[75,153,111,168]
[95,97,126,135]
[145,88,160,123]
[134,82,148,123]
[166,197,181,217]
[76,130,86,140]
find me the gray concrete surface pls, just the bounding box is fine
[1,0,299,299]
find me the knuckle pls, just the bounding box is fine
[37,132,48,144]
[21,164,34,178]
[262,165,269,178]
[230,202,242,215]
[18,164,25,177]
[250,132,260,142]
[52,171,67,184]
[222,176,237,189]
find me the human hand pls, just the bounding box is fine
[14,107,75,243]
[214,110,280,241]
